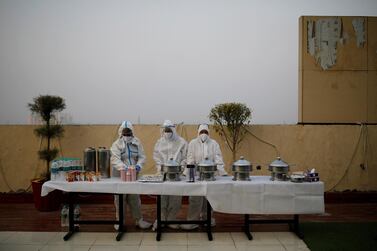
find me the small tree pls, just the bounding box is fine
[28,95,66,180]
[209,102,251,162]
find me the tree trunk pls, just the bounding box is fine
[46,119,51,175]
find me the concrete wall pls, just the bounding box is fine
[0,124,376,192]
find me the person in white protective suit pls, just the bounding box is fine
[181,123,228,230]
[153,120,188,230]
[110,121,152,229]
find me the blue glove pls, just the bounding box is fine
[135,165,141,172]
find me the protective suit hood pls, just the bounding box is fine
[118,120,134,138]
[197,124,209,136]
[161,119,178,141]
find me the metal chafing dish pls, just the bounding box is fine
[269,157,290,181]
[232,156,252,181]
[197,157,217,181]
[162,158,182,181]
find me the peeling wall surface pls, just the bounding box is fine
[307,17,343,70]
[307,17,367,70]
[0,125,376,193]
[300,16,376,124]
[352,18,366,48]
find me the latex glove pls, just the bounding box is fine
[123,164,129,171]
[135,164,141,172]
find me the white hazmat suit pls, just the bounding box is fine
[181,124,227,230]
[110,121,151,229]
[153,120,188,229]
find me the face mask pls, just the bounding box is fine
[124,136,133,142]
[200,134,208,142]
[164,132,173,140]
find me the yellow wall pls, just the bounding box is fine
[299,16,377,123]
[0,124,376,192]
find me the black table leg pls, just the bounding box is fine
[293,214,304,239]
[156,195,162,241]
[206,200,213,241]
[116,194,125,241]
[243,214,253,240]
[64,193,75,241]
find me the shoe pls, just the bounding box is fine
[211,218,216,227]
[114,224,119,230]
[136,218,152,229]
[180,224,199,230]
[204,218,216,227]
[152,220,167,231]
[167,224,180,229]
[152,220,158,231]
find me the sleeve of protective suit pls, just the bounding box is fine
[186,140,196,165]
[214,141,227,176]
[183,140,195,176]
[110,140,125,170]
[136,140,146,168]
[179,139,188,167]
[153,140,163,172]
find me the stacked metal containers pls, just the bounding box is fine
[97,147,111,179]
[83,147,96,172]
[232,156,252,181]
[83,147,110,178]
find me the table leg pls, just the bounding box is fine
[293,214,303,239]
[156,195,162,241]
[243,214,253,240]
[64,193,76,241]
[206,200,213,241]
[116,194,125,241]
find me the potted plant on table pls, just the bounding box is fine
[28,95,66,211]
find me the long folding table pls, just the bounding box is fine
[42,176,324,241]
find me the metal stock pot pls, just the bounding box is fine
[232,156,252,181]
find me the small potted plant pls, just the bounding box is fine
[28,95,66,211]
[209,102,251,162]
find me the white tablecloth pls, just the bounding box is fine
[42,176,324,215]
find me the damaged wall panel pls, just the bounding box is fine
[299,16,376,124]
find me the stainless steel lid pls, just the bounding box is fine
[198,157,215,167]
[269,157,289,168]
[233,156,251,167]
[84,147,96,152]
[97,147,110,152]
[164,158,180,167]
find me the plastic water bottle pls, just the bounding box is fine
[50,162,58,181]
[61,205,68,227]
[74,204,80,227]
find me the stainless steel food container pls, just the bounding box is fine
[290,174,305,183]
[97,147,110,178]
[232,156,252,181]
[269,157,290,181]
[197,157,217,181]
[84,147,96,172]
[162,158,182,181]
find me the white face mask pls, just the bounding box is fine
[124,136,133,142]
[164,132,173,140]
[200,134,208,142]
